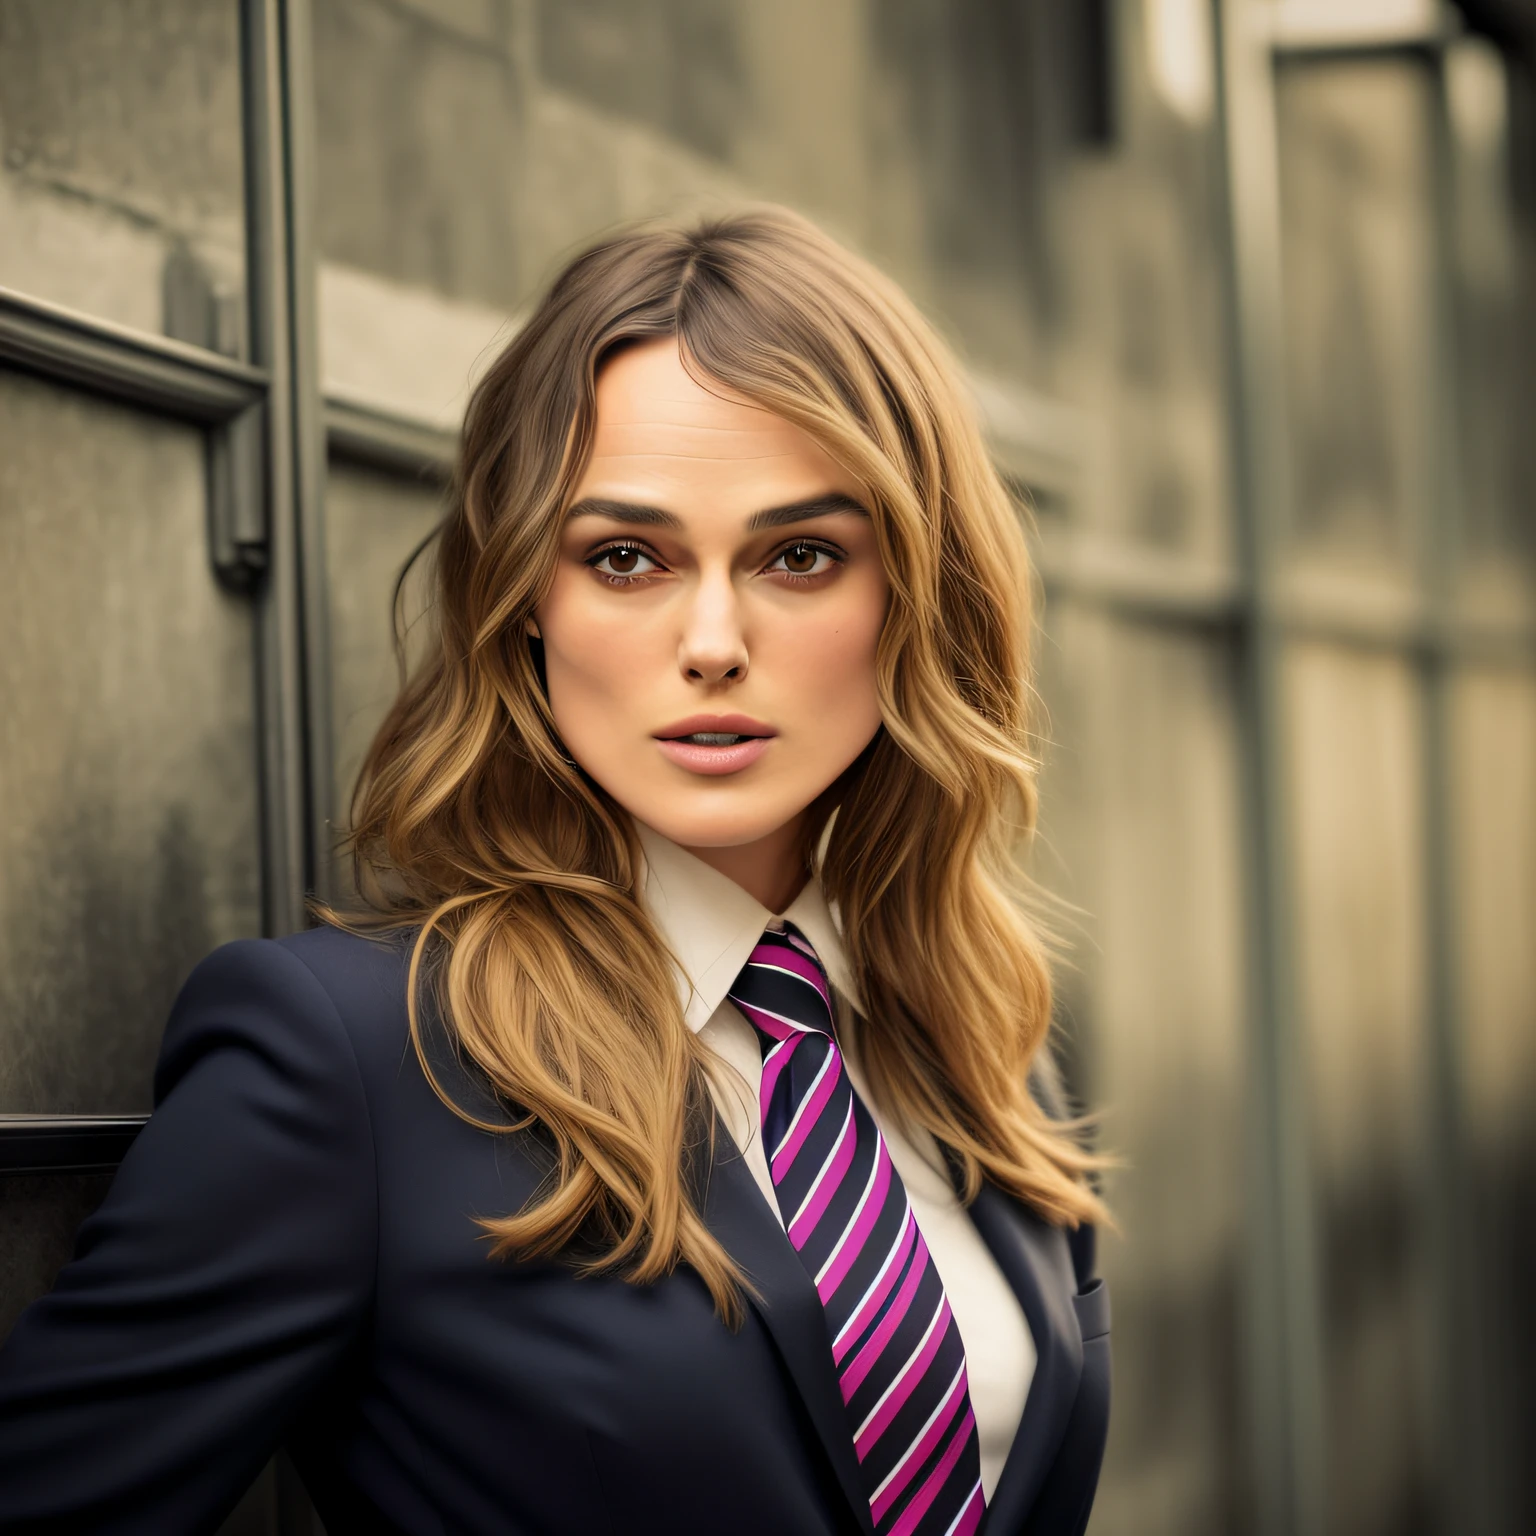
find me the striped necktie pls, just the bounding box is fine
[726,922,986,1536]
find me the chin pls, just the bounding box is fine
[630,791,804,852]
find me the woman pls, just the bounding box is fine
[0,209,1110,1535]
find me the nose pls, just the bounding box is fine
[678,570,748,685]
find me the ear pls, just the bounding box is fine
[525,617,542,640]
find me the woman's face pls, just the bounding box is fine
[535,337,888,900]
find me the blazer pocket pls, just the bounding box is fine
[1072,1277,1111,1342]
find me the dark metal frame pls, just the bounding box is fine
[326,396,456,483]
[1215,5,1527,1535]
[0,286,271,590]
[0,0,461,1179]
[0,1118,150,1176]
[0,0,396,1178]
[1215,13,1325,1532]
[0,287,267,417]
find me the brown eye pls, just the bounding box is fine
[589,545,659,579]
[770,541,837,579]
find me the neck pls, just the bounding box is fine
[681,815,809,913]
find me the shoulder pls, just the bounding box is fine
[156,925,417,1102]
[275,921,415,1026]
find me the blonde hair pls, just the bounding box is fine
[335,207,1104,1323]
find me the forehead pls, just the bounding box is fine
[578,337,850,510]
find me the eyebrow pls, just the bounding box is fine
[564,492,870,532]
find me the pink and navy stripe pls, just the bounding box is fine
[727,924,985,1536]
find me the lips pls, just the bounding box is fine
[654,714,776,744]
[653,714,776,776]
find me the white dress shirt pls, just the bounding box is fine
[637,823,1034,1499]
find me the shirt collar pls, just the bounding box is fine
[635,820,857,1032]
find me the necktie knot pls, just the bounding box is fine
[726,921,837,1046]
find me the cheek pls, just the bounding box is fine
[777,585,886,733]
[537,578,651,725]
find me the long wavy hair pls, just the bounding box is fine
[334,207,1105,1322]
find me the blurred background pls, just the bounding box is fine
[0,2,1531,1533]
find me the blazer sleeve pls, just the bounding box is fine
[0,938,378,1535]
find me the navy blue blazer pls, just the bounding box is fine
[0,927,1110,1534]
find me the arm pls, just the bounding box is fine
[0,938,377,1534]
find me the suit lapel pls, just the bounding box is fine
[700,1117,875,1536]
[698,1121,1089,1536]
[966,1182,1085,1532]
